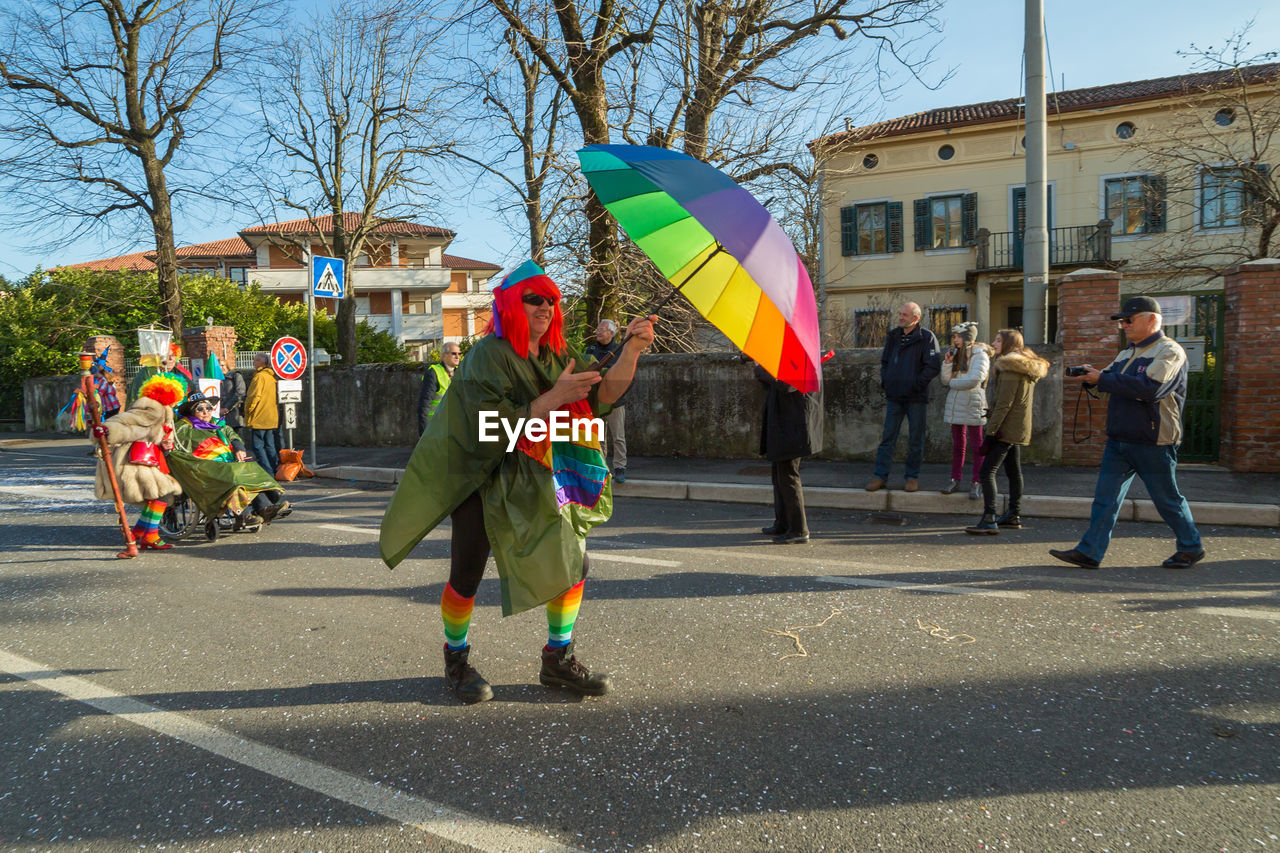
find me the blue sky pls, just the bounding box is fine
[2,0,1276,280]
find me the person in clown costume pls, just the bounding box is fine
[93,373,186,552]
[380,260,656,703]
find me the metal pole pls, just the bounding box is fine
[307,292,317,468]
[1023,0,1049,345]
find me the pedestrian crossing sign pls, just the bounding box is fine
[311,255,345,299]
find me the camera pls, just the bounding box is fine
[1065,366,1088,377]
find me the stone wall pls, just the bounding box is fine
[1222,260,1280,472]
[24,350,1066,460]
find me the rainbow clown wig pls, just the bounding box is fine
[485,260,566,357]
[137,373,187,409]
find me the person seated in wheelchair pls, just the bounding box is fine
[167,390,292,526]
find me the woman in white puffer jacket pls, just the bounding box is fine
[940,322,991,498]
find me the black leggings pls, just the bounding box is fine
[447,490,590,599]
[979,441,1022,516]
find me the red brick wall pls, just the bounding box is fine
[1057,270,1122,465]
[84,334,126,402]
[1221,260,1280,472]
[181,326,238,368]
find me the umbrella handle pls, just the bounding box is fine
[616,243,726,351]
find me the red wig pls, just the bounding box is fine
[483,261,567,357]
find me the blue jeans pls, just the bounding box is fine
[874,399,928,480]
[250,428,279,477]
[1076,439,1201,562]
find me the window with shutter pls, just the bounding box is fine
[840,206,856,256]
[924,195,965,248]
[913,198,930,250]
[961,193,978,245]
[1201,167,1248,229]
[887,202,904,253]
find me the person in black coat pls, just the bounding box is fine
[753,361,824,544]
[868,302,941,493]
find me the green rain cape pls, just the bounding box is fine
[168,418,282,518]
[379,334,613,616]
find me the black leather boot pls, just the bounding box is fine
[995,511,1022,529]
[965,514,999,535]
[443,644,493,704]
[540,641,612,696]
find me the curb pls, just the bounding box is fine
[314,467,1280,528]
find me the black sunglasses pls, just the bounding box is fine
[194,404,213,411]
[521,293,556,307]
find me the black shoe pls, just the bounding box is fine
[965,514,999,535]
[761,524,786,536]
[1049,548,1100,569]
[443,644,493,704]
[540,641,612,696]
[1161,549,1206,570]
[773,532,810,544]
[613,468,627,484]
[995,512,1022,529]
[258,500,290,524]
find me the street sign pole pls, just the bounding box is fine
[307,284,318,469]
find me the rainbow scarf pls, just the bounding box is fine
[517,415,609,510]
[187,420,236,463]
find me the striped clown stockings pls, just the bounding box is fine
[545,580,585,649]
[135,499,168,547]
[440,583,475,651]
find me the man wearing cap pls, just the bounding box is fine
[1051,296,1204,571]
[584,319,628,482]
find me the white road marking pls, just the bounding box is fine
[291,490,366,505]
[319,523,383,535]
[815,574,1028,599]
[0,649,575,853]
[1194,606,1280,622]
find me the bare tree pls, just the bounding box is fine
[0,0,283,336]
[485,0,665,324]
[447,19,579,268]
[1126,33,1280,286]
[256,0,451,364]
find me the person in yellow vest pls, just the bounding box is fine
[244,353,281,475]
[417,342,461,435]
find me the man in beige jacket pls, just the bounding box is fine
[244,353,280,475]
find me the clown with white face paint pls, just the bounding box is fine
[380,260,656,704]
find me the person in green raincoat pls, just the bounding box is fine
[379,260,656,703]
[167,390,292,526]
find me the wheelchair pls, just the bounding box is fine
[159,494,261,543]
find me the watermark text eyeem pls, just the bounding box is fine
[478,410,604,452]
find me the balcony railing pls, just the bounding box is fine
[975,220,1113,271]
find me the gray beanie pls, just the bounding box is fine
[951,321,979,345]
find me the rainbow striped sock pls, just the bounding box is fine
[545,580,585,649]
[139,500,166,544]
[441,583,475,651]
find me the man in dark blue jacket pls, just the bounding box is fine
[1051,296,1203,570]
[867,302,941,492]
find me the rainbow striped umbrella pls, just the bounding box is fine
[577,144,821,391]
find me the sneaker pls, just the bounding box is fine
[773,532,810,544]
[443,644,493,704]
[613,468,627,484]
[865,477,886,492]
[1161,550,1206,570]
[1049,548,1100,569]
[540,641,612,696]
[969,482,981,500]
[940,479,960,495]
[965,514,999,535]
[903,479,919,493]
[995,512,1022,529]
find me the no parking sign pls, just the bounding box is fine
[270,336,307,380]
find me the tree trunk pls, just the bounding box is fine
[139,145,182,338]
[576,83,618,325]
[333,212,357,366]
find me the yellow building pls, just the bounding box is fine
[812,63,1279,346]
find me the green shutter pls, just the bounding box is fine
[961,192,978,246]
[1247,163,1271,221]
[840,205,856,256]
[1143,175,1167,233]
[913,198,930,250]
[887,202,904,253]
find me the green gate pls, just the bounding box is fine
[1123,291,1224,462]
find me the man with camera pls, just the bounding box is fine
[1051,296,1204,571]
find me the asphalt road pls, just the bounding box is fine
[2,442,1278,852]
